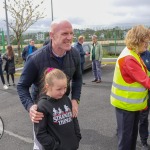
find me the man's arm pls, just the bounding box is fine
[74,44,85,57]
[71,51,82,101]
[71,50,82,117]
[17,56,38,111]
[34,46,38,51]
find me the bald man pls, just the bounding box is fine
[17,19,82,150]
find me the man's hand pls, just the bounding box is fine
[71,99,79,118]
[29,104,44,123]
[86,52,90,56]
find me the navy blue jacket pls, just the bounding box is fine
[140,50,150,106]
[17,43,82,111]
[140,50,150,71]
[74,42,85,64]
[22,45,37,61]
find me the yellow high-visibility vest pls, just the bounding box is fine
[110,47,148,111]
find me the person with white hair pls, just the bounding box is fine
[90,34,103,83]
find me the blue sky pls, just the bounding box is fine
[0,0,150,32]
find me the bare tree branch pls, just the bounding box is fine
[4,0,46,56]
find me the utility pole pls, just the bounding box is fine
[51,0,53,21]
[4,0,10,45]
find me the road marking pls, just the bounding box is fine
[4,130,33,143]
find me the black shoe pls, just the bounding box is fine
[82,82,85,85]
[92,79,97,82]
[141,144,149,150]
[8,84,11,86]
[13,83,15,86]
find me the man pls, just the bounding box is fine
[22,39,37,61]
[74,35,86,84]
[90,35,103,83]
[17,19,82,150]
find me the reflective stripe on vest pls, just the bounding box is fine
[113,82,146,92]
[111,91,147,104]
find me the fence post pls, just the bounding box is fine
[113,28,117,56]
[0,29,5,53]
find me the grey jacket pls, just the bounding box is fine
[90,42,103,61]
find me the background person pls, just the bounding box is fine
[74,35,87,85]
[139,47,150,150]
[110,25,150,150]
[17,19,82,150]
[34,68,82,150]
[90,35,103,83]
[22,39,37,62]
[3,45,15,86]
[0,53,8,89]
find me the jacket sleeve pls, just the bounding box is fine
[33,46,37,52]
[73,117,82,142]
[99,44,103,61]
[71,50,82,101]
[2,54,8,61]
[74,45,85,56]
[81,50,86,56]
[34,104,59,150]
[119,56,150,89]
[17,56,38,111]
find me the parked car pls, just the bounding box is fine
[82,42,92,70]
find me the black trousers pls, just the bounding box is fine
[116,107,140,150]
[5,70,14,84]
[139,107,149,145]
[81,62,84,73]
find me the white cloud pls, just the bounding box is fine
[0,0,150,32]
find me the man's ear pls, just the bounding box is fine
[50,32,53,40]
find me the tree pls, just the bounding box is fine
[5,0,45,57]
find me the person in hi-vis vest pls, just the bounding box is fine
[110,25,150,150]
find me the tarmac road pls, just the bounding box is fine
[0,64,148,150]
